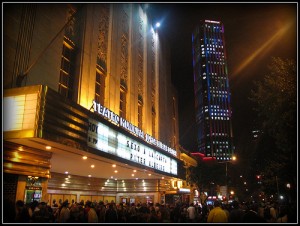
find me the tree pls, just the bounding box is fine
[249,57,297,200]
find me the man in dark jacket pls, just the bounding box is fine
[228,201,245,223]
[105,203,118,223]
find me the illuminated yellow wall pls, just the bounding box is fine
[3,3,179,153]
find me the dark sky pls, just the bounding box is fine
[149,3,297,152]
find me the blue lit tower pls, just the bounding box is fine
[192,20,234,162]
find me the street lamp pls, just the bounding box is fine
[223,155,236,203]
[286,183,291,204]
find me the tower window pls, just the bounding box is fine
[95,65,105,105]
[152,107,156,137]
[120,87,126,118]
[138,100,143,129]
[59,39,75,99]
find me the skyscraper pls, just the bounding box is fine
[191,19,234,162]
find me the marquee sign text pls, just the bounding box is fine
[88,118,178,175]
[92,100,177,157]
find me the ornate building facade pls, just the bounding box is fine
[3,3,197,220]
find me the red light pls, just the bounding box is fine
[191,152,205,157]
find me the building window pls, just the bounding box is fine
[95,65,105,105]
[138,100,143,129]
[173,136,176,149]
[120,87,126,119]
[172,97,177,135]
[172,97,176,119]
[173,118,176,134]
[59,39,75,99]
[152,107,156,137]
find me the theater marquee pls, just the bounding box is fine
[88,101,178,176]
[91,100,177,157]
[88,118,178,175]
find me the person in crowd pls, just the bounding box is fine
[52,199,58,207]
[85,201,98,223]
[186,202,196,223]
[263,201,278,222]
[228,200,245,223]
[14,200,30,223]
[155,203,162,222]
[96,201,106,223]
[46,202,54,222]
[160,204,171,223]
[117,202,127,223]
[179,203,187,223]
[127,202,137,222]
[287,202,297,223]
[68,203,81,223]
[172,202,181,223]
[31,201,51,223]
[257,202,265,219]
[277,205,288,223]
[28,200,39,219]
[137,202,150,222]
[242,202,266,223]
[269,201,278,222]
[52,202,61,223]
[77,201,86,223]
[194,203,201,222]
[58,200,70,223]
[169,204,175,223]
[200,202,209,222]
[148,206,160,223]
[222,203,230,219]
[207,200,228,223]
[105,203,118,223]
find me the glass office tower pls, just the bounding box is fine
[192,20,234,162]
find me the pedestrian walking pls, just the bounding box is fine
[207,200,228,223]
[187,202,196,223]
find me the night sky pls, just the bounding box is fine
[149,3,297,153]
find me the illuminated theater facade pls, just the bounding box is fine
[3,3,197,207]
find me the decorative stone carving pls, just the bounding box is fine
[120,11,129,83]
[97,4,109,66]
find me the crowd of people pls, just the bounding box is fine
[13,198,296,223]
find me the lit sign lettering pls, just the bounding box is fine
[205,20,220,24]
[179,188,190,193]
[25,186,42,190]
[88,118,178,175]
[92,100,177,157]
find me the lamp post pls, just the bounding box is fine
[223,155,236,203]
[286,183,291,204]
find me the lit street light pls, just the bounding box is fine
[223,155,237,203]
[286,183,291,204]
